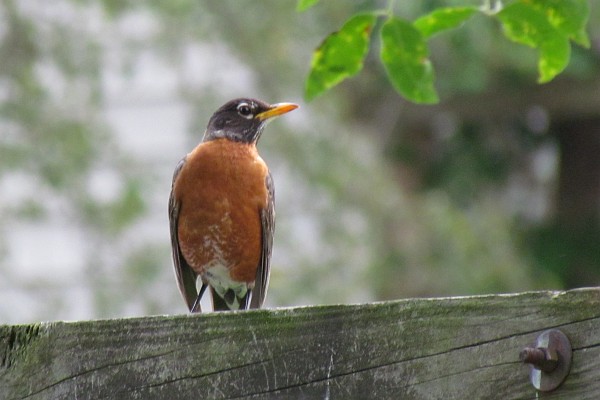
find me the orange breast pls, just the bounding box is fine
[174,138,269,283]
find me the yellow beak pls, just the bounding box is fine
[256,102,299,121]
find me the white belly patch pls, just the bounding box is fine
[202,262,249,310]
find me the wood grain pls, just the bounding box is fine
[1,288,599,399]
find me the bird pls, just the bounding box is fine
[169,98,298,312]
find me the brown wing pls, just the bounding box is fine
[169,156,200,312]
[249,171,275,309]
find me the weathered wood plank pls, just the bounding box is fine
[1,288,599,399]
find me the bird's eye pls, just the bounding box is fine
[237,103,253,118]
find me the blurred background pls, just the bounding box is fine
[1,1,599,324]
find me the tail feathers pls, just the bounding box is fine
[190,283,207,313]
[211,287,251,311]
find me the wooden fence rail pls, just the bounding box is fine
[1,288,600,399]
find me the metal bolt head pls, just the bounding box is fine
[520,329,572,392]
[519,347,558,372]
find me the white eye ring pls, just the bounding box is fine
[237,103,253,119]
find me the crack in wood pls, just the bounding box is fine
[2,289,600,399]
[17,348,180,399]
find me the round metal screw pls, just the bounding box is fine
[519,346,558,372]
[520,329,572,392]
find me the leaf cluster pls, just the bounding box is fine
[302,0,590,104]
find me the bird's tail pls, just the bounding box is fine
[211,287,250,311]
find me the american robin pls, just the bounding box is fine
[169,98,298,312]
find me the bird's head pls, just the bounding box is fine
[203,98,298,144]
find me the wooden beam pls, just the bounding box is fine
[1,288,600,399]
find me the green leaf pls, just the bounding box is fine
[305,13,376,101]
[380,17,438,104]
[528,0,590,47]
[498,3,570,83]
[296,0,319,12]
[414,6,478,38]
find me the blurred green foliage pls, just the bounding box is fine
[0,0,149,321]
[0,0,598,323]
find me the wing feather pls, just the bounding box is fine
[249,171,275,309]
[169,157,201,312]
